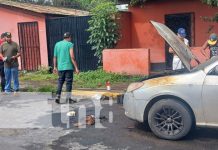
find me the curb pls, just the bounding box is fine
[72,90,124,99]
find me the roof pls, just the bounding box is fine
[0,0,89,16]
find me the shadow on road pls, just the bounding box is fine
[134,121,218,141]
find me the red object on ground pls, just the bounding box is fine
[106,81,111,91]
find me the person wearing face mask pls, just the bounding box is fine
[201,33,218,59]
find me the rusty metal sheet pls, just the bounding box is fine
[151,21,194,71]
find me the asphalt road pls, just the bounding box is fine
[0,93,218,150]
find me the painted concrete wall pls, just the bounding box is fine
[116,12,132,48]
[103,49,150,75]
[0,7,48,67]
[191,47,210,67]
[117,0,218,64]
[103,47,209,75]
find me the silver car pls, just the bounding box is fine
[124,21,218,140]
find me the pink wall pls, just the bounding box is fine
[0,7,48,67]
[118,0,218,63]
[103,49,150,75]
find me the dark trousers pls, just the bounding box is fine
[56,70,74,98]
[0,61,5,92]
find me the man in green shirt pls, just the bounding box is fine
[0,32,20,93]
[53,32,79,104]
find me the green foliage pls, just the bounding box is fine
[37,85,56,92]
[20,68,144,89]
[74,69,144,88]
[128,0,148,6]
[20,67,57,81]
[87,1,120,63]
[201,0,218,6]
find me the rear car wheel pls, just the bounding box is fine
[148,99,192,140]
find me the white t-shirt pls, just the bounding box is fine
[184,38,189,46]
[172,38,189,70]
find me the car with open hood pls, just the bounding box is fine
[123,21,218,140]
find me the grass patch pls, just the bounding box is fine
[37,85,56,92]
[74,69,144,88]
[21,85,56,92]
[20,71,57,81]
[20,68,146,89]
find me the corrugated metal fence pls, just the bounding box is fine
[46,16,98,72]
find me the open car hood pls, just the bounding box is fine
[151,21,195,71]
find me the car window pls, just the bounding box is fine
[208,65,218,76]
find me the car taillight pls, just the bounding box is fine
[127,82,144,92]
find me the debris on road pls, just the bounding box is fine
[86,115,95,125]
[73,115,95,127]
[67,111,76,117]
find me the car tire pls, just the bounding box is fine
[148,99,192,140]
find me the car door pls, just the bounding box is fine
[202,65,218,125]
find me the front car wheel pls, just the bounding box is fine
[148,99,193,140]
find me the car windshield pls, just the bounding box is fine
[191,56,218,72]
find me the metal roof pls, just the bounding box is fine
[0,0,89,16]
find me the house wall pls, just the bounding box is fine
[0,6,48,67]
[103,49,150,75]
[117,0,218,64]
[116,12,132,48]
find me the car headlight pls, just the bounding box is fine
[126,82,144,92]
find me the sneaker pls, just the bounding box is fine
[14,90,19,95]
[55,95,61,104]
[67,98,77,103]
[55,98,60,104]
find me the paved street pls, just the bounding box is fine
[0,93,218,150]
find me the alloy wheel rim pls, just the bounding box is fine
[153,106,184,136]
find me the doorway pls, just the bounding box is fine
[165,13,194,69]
[18,22,41,71]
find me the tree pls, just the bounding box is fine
[87,1,120,63]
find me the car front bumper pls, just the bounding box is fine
[123,92,136,120]
[123,91,150,122]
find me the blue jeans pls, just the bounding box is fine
[56,70,73,98]
[4,67,19,92]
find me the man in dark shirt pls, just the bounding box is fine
[0,33,6,92]
[0,32,21,93]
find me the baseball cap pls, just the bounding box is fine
[1,32,6,39]
[63,32,71,38]
[208,33,217,45]
[5,32,12,38]
[177,28,186,38]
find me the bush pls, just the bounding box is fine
[87,1,120,63]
